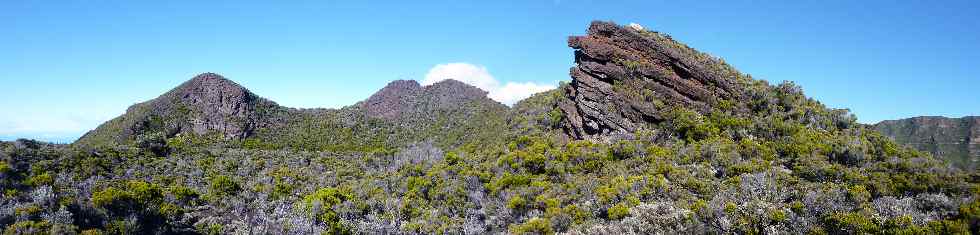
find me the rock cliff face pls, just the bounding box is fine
[875,116,980,169]
[558,21,744,140]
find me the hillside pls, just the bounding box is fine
[875,116,980,170]
[75,73,283,147]
[1,21,977,234]
[76,75,510,154]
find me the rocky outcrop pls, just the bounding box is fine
[558,21,743,140]
[875,116,980,169]
[156,73,273,139]
[359,79,500,120]
[360,80,424,120]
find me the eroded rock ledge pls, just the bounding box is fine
[559,21,744,140]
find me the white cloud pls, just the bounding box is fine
[421,63,556,105]
[492,82,556,105]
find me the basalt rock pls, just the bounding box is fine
[163,73,270,139]
[359,79,501,121]
[558,21,744,140]
[360,80,424,120]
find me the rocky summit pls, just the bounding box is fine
[360,79,500,120]
[559,21,743,140]
[75,73,281,147]
[162,73,268,139]
[875,116,980,169]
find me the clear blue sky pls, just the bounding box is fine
[1,1,978,143]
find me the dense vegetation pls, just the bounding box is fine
[2,22,977,234]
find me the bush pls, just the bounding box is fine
[510,217,553,235]
[0,161,10,175]
[25,172,53,187]
[92,180,164,217]
[208,175,241,197]
[607,203,630,220]
[3,220,51,234]
[169,185,200,204]
[823,212,880,234]
[92,187,137,216]
[508,195,528,210]
[302,187,352,235]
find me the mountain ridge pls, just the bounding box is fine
[875,116,980,169]
[75,73,513,152]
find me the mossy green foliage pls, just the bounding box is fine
[509,217,554,235]
[607,203,630,220]
[92,180,163,214]
[301,187,353,235]
[207,175,241,198]
[3,220,52,235]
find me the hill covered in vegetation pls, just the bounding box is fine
[875,116,980,170]
[1,21,977,234]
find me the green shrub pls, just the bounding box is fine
[445,152,462,165]
[508,195,528,210]
[823,212,880,234]
[92,180,164,217]
[170,185,200,203]
[0,161,10,175]
[197,223,223,235]
[846,185,871,204]
[14,205,42,218]
[769,209,787,222]
[509,217,554,235]
[25,172,53,186]
[301,187,352,235]
[270,178,295,200]
[128,180,164,205]
[3,220,51,235]
[489,173,533,193]
[208,175,241,197]
[80,229,103,235]
[607,203,630,220]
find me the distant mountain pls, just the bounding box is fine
[76,74,512,153]
[75,73,283,147]
[874,116,980,169]
[360,79,500,120]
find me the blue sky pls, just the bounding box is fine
[1,1,978,143]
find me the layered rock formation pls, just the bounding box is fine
[875,116,980,169]
[558,21,744,140]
